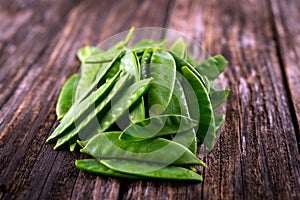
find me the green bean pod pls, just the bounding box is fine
[98,77,153,131]
[75,159,140,179]
[80,131,205,166]
[147,49,176,116]
[53,72,129,149]
[46,70,122,143]
[119,114,197,141]
[56,74,78,121]
[101,159,203,181]
[120,49,145,122]
[181,66,216,150]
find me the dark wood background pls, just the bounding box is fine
[0,0,300,199]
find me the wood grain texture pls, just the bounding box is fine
[169,0,300,199]
[269,0,300,148]
[0,0,299,199]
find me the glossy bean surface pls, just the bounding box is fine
[81,131,204,166]
[56,74,78,121]
[147,49,176,116]
[53,72,128,149]
[181,66,216,150]
[47,71,122,142]
[119,114,197,141]
[101,159,203,181]
[98,78,153,131]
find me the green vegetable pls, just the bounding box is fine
[81,131,204,166]
[98,78,152,132]
[47,27,229,181]
[147,49,176,116]
[119,114,197,141]
[76,62,101,101]
[69,140,77,152]
[77,46,103,62]
[169,78,197,153]
[53,71,128,149]
[56,74,78,120]
[76,49,125,104]
[195,55,228,80]
[140,48,152,79]
[76,159,202,181]
[181,66,216,150]
[76,159,141,179]
[131,40,166,54]
[170,37,187,58]
[168,50,207,86]
[101,159,203,181]
[120,50,145,122]
[210,89,230,108]
[47,70,122,143]
[85,27,135,63]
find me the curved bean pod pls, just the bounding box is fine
[210,88,230,108]
[53,72,129,149]
[147,49,176,116]
[80,131,205,166]
[120,50,145,122]
[46,70,122,143]
[170,37,186,58]
[98,77,153,131]
[119,114,197,141]
[168,78,197,153]
[56,74,78,121]
[75,159,140,179]
[181,66,216,150]
[101,159,203,181]
[76,49,125,104]
[194,55,228,80]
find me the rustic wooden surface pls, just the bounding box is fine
[0,0,299,199]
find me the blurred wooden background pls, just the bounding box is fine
[0,0,299,199]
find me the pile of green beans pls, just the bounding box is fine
[46,27,229,181]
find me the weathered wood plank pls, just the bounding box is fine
[0,0,84,198]
[269,0,300,149]
[168,0,300,199]
[0,0,172,199]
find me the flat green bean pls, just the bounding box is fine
[120,50,145,122]
[81,131,205,166]
[131,40,166,54]
[85,27,135,63]
[48,30,230,181]
[119,114,197,141]
[170,37,186,58]
[76,49,125,104]
[195,55,228,80]
[75,159,140,179]
[75,63,101,101]
[101,159,203,181]
[168,78,197,153]
[181,66,216,150]
[147,49,176,116]
[98,78,153,132]
[210,89,230,108]
[77,46,102,62]
[168,50,207,88]
[140,48,152,80]
[56,74,78,121]
[53,72,129,149]
[47,70,122,143]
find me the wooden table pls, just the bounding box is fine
[1,0,300,199]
